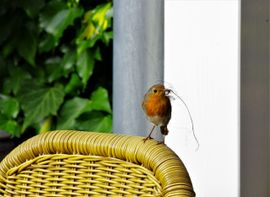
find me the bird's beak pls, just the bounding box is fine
[164,89,171,96]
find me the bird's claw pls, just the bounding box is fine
[157,141,164,145]
[143,136,153,143]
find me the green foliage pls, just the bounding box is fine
[18,83,65,131]
[0,95,20,137]
[76,49,95,86]
[0,0,113,137]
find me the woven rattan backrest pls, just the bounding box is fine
[0,130,195,196]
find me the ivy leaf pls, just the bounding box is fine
[17,27,37,66]
[39,116,52,134]
[42,7,83,43]
[44,51,76,83]
[101,31,113,46]
[3,66,32,95]
[0,114,20,137]
[76,3,112,53]
[18,83,65,131]
[94,47,102,61]
[57,87,111,129]
[90,87,111,113]
[39,34,56,53]
[76,38,98,56]
[80,3,112,41]
[45,57,62,82]
[64,73,83,94]
[57,97,92,129]
[39,1,67,52]
[76,49,94,86]
[39,1,67,29]
[76,112,112,133]
[0,95,19,118]
[91,3,112,31]
[60,50,76,74]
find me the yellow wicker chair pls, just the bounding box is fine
[0,130,195,196]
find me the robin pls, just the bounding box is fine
[142,84,171,143]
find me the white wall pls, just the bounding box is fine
[165,1,240,196]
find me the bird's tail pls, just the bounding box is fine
[160,126,169,135]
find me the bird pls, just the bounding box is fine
[142,84,172,143]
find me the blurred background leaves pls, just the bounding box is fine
[0,0,113,138]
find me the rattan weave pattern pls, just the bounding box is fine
[0,130,195,196]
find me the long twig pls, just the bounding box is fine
[166,89,200,151]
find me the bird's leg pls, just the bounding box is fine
[143,125,155,142]
[157,136,165,145]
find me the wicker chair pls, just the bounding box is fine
[0,130,195,196]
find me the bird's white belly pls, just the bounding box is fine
[148,115,165,126]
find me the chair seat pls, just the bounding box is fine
[0,130,195,196]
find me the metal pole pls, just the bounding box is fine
[240,0,269,196]
[113,0,164,141]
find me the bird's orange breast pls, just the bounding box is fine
[143,94,171,117]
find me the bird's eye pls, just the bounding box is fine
[153,89,157,93]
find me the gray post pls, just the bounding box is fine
[113,0,164,141]
[241,0,269,196]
